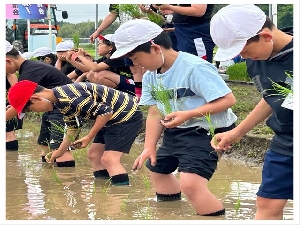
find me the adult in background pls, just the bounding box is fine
[153,4,215,63]
[6,41,76,167]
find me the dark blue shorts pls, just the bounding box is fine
[117,75,135,96]
[93,110,143,154]
[37,110,65,150]
[257,150,293,199]
[146,125,235,180]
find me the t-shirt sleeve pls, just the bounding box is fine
[189,63,232,102]
[138,72,157,106]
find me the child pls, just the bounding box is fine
[110,19,237,216]
[210,4,293,220]
[6,41,75,167]
[8,80,143,186]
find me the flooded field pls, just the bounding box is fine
[6,123,294,221]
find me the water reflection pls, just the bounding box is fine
[6,127,294,220]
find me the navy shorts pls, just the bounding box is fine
[37,110,65,150]
[117,75,135,96]
[174,22,215,63]
[257,150,293,199]
[93,110,143,154]
[146,124,235,180]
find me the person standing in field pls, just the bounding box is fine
[210,4,293,220]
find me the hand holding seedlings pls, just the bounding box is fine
[45,152,53,168]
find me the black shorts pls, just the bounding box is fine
[6,118,23,132]
[93,110,143,154]
[37,110,65,150]
[146,124,235,180]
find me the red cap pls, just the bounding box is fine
[8,80,38,119]
[97,35,105,41]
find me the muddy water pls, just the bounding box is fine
[6,126,293,220]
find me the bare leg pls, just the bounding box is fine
[101,150,126,176]
[255,196,287,220]
[180,172,224,215]
[87,143,106,171]
[149,171,181,194]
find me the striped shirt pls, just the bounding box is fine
[52,82,140,128]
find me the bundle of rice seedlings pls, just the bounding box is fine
[149,82,173,115]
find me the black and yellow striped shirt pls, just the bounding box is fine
[52,82,139,128]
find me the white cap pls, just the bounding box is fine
[21,52,34,59]
[110,19,163,59]
[103,34,114,42]
[6,40,13,53]
[33,47,54,57]
[210,4,266,61]
[55,40,74,52]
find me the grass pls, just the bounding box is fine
[228,83,274,136]
[226,62,251,82]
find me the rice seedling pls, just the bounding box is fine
[149,82,173,116]
[266,71,293,98]
[51,166,62,185]
[233,180,241,214]
[202,112,218,146]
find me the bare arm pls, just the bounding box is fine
[231,98,273,136]
[90,12,117,43]
[156,4,207,17]
[77,55,109,72]
[132,105,164,170]
[6,106,18,121]
[212,98,273,150]
[6,73,18,86]
[162,92,236,128]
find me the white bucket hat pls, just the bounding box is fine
[55,40,74,52]
[21,52,34,59]
[110,19,163,59]
[33,47,54,57]
[210,4,266,61]
[6,40,13,53]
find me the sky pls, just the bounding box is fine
[56,4,110,23]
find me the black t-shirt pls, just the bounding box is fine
[60,61,76,75]
[18,60,72,88]
[96,57,133,78]
[172,4,214,24]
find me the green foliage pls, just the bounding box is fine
[226,62,251,82]
[146,12,165,27]
[72,32,80,49]
[267,71,293,97]
[117,4,146,19]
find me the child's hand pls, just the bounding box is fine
[132,148,157,172]
[77,48,85,57]
[160,111,190,128]
[211,129,242,151]
[72,135,91,148]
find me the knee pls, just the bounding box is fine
[100,154,114,167]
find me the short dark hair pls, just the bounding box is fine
[6,48,20,58]
[22,85,45,111]
[125,31,173,57]
[247,17,275,43]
